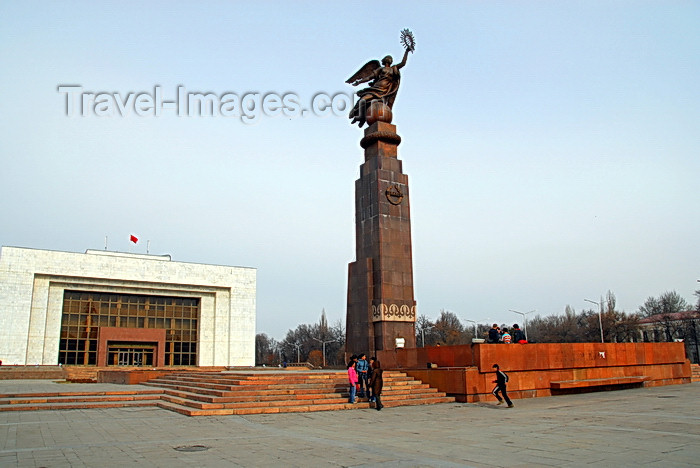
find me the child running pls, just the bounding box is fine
[492,363,514,408]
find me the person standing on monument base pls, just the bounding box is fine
[369,360,384,411]
[356,353,370,398]
[347,360,358,404]
[492,363,514,408]
[488,324,500,343]
[500,328,512,344]
[512,324,526,344]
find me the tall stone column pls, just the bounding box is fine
[346,118,417,355]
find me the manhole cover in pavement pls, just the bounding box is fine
[174,445,210,452]
[657,395,677,398]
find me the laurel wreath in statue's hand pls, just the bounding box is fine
[401,29,416,53]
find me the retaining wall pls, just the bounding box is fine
[377,342,690,402]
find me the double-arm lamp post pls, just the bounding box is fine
[584,299,605,343]
[312,337,337,367]
[420,325,434,347]
[292,342,302,363]
[507,309,536,341]
[463,319,479,340]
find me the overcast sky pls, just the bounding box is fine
[1,1,698,340]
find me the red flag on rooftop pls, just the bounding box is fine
[130,234,139,244]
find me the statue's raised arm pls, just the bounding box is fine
[347,29,415,128]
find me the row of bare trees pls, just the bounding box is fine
[255,309,345,368]
[415,290,700,347]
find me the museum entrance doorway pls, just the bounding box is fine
[59,291,198,367]
[107,343,156,366]
[97,328,166,367]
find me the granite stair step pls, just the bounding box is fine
[144,379,346,392]
[691,364,699,382]
[0,399,162,412]
[0,389,164,399]
[160,388,343,404]
[155,399,346,416]
[156,395,454,416]
[160,394,351,410]
[0,393,163,406]
[143,381,346,398]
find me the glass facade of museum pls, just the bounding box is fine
[59,291,199,366]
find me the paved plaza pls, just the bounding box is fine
[1,381,698,467]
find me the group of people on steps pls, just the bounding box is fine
[347,353,384,410]
[347,354,515,411]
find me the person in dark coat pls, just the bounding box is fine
[368,356,376,402]
[488,324,500,343]
[512,324,526,343]
[369,360,384,410]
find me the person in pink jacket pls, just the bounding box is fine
[347,360,358,403]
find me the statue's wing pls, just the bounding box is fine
[346,60,380,84]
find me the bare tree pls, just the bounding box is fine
[682,317,700,363]
[255,333,278,366]
[638,291,691,318]
[433,310,467,345]
[527,293,639,343]
[278,311,346,366]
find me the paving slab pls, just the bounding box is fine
[0,380,698,467]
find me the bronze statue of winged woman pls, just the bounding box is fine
[346,29,415,127]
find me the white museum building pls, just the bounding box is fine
[0,246,256,367]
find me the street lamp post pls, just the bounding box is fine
[312,337,338,367]
[464,319,479,340]
[292,342,301,363]
[508,309,536,341]
[420,325,434,347]
[584,299,605,343]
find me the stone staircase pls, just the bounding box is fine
[691,363,700,383]
[0,371,454,416]
[145,370,454,416]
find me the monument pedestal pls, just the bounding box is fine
[346,121,417,354]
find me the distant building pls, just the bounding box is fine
[0,246,256,367]
[638,310,700,364]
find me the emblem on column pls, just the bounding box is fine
[385,184,404,205]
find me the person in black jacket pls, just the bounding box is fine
[492,363,513,408]
[512,324,526,343]
[488,324,500,343]
[369,360,384,411]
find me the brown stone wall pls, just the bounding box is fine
[98,369,171,384]
[473,342,687,371]
[376,344,475,369]
[0,366,65,380]
[379,342,691,402]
